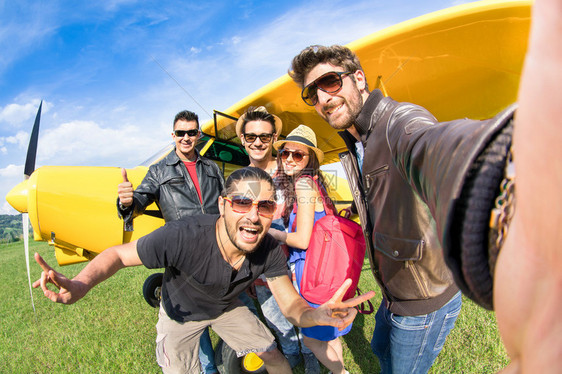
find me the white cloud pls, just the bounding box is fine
[0,100,45,127]
[0,201,20,215]
[37,119,170,167]
[1,131,29,148]
[0,164,23,178]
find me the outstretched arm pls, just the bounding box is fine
[33,241,142,304]
[494,0,562,372]
[267,275,375,330]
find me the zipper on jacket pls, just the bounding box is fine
[407,260,429,298]
[364,164,389,189]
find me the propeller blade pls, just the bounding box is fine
[24,101,42,178]
[23,213,36,313]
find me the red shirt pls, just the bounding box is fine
[183,160,202,204]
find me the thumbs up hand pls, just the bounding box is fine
[118,168,134,207]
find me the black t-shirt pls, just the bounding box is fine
[137,214,288,322]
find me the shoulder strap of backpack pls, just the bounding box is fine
[291,174,337,232]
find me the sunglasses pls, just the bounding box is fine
[280,149,309,163]
[301,71,352,106]
[174,129,199,137]
[224,196,277,218]
[243,133,274,144]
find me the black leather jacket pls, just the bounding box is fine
[339,89,515,315]
[118,148,224,231]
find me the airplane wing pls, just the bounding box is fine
[200,0,531,165]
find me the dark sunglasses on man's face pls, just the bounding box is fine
[280,149,308,163]
[224,196,277,218]
[301,71,352,106]
[243,133,273,144]
[174,129,199,137]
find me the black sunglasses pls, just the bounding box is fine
[243,133,274,144]
[174,129,199,137]
[280,149,309,163]
[301,71,352,106]
[224,196,277,218]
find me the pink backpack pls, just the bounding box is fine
[292,176,367,305]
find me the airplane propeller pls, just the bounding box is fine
[22,100,42,313]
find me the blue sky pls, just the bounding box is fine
[0,0,475,214]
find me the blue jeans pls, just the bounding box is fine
[371,291,462,374]
[199,328,217,374]
[255,284,313,355]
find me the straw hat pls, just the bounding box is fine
[273,124,324,163]
[235,106,283,138]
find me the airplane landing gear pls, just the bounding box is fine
[143,272,163,308]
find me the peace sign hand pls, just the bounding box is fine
[314,279,376,330]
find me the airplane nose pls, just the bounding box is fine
[6,179,29,213]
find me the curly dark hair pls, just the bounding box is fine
[289,45,367,90]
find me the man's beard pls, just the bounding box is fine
[223,217,265,255]
[324,86,363,130]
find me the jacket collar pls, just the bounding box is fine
[166,147,201,166]
[338,89,384,150]
[354,89,384,137]
[338,130,359,155]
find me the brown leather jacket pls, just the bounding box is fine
[339,89,515,315]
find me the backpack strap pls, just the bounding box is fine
[355,287,374,315]
[290,174,337,233]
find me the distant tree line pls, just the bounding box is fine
[0,214,31,243]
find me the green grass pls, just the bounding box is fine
[0,241,509,373]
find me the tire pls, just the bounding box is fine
[215,339,267,374]
[143,272,163,308]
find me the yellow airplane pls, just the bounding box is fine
[6,0,531,265]
[5,0,532,372]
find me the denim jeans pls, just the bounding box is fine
[255,284,313,355]
[198,328,217,374]
[371,291,462,374]
[238,289,259,315]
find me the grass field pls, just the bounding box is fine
[0,240,510,373]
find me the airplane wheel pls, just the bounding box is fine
[143,272,163,308]
[215,339,267,373]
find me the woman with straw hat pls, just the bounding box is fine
[269,124,350,374]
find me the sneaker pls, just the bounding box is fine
[285,353,301,369]
[303,353,321,374]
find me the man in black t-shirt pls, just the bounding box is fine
[33,167,374,374]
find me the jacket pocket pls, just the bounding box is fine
[374,232,431,299]
[364,164,389,189]
[374,232,423,261]
[162,176,185,185]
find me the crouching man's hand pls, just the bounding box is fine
[32,253,89,304]
[313,279,376,330]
